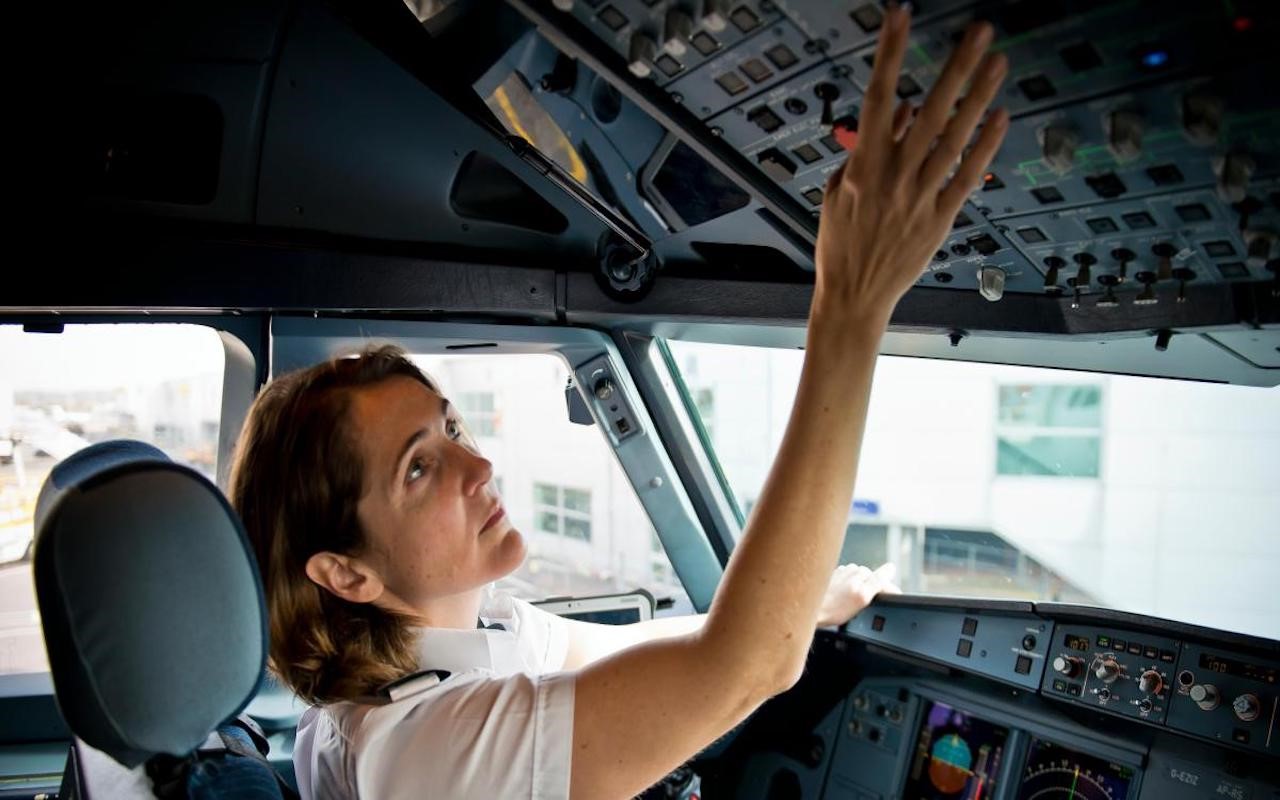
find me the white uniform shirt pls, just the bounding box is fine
[293,591,574,799]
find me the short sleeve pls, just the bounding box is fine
[351,671,576,799]
[510,597,570,674]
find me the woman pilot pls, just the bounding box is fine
[227,7,1009,797]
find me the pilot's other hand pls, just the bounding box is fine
[817,562,901,628]
[813,4,1008,330]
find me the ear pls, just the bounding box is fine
[305,551,385,604]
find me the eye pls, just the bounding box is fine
[406,458,426,484]
[445,418,463,440]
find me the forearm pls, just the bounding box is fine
[702,311,884,687]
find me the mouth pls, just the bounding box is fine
[480,505,506,534]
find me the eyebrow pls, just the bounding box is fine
[392,397,453,482]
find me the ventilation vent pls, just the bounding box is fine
[449,151,567,235]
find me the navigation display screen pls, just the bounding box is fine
[1016,738,1134,800]
[903,701,1007,799]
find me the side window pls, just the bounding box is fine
[411,354,689,607]
[0,324,225,676]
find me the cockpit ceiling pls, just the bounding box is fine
[13,0,1280,383]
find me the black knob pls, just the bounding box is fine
[1155,328,1174,352]
[1111,247,1135,282]
[1097,274,1121,307]
[814,82,840,128]
[1134,270,1159,305]
[1043,255,1066,295]
[1234,196,1263,232]
[1073,252,1096,290]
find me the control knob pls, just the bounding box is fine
[1053,655,1083,678]
[1214,152,1256,204]
[593,377,616,401]
[1094,658,1121,684]
[627,33,659,78]
[1105,109,1144,162]
[662,9,693,57]
[1181,89,1223,146]
[1189,683,1219,711]
[1138,669,1163,695]
[701,0,730,32]
[1233,693,1260,722]
[1039,124,1079,174]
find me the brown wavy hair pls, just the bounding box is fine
[228,344,435,704]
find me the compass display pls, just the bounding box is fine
[902,701,1007,799]
[1016,738,1134,800]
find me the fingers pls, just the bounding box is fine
[899,21,995,172]
[892,100,915,142]
[858,4,912,152]
[938,106,1009,213]
[917,50,1008,189]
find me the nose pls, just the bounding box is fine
[456,442,493,496]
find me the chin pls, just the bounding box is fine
[491,525,527,578]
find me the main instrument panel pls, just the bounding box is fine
[741,599,1280,799]
[525,0,1280,303]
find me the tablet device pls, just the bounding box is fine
[532,590,654,625]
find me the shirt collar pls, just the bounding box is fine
[411,588,531,676]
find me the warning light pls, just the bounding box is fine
[1233,16,1253,33]
[833,120,859,152]
[982,172,1005,190]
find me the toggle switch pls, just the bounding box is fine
[1111,247,1135,283]
[1152,243,1176,281]
[628,32,659,78]
[1155,329,1174,351]
[1172,267,1196,303]
[814,82,841,129]
[1105,109,1145,162]
[701,0,730,32]
[1039,123,1079,174]
[1043,255,1066,296]
[1134,271,1159,305]
[1244,229,1277,268]
[662,9,694,56]
[1096,274,1121,307]
[1073,252,1096,288]
[1214,152,1256,204]
[1181,89,1224,146]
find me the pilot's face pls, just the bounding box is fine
[347,375,525,613]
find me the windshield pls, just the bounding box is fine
[665,339,1280,640]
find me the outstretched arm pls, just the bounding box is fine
[566,8,1008,798]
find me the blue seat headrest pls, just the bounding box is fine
[33,440,268,768]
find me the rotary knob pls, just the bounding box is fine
[593,377,616,401]
[1053,655,1083,678]
[1233,693,1260,722]
[1094,658,1121,684]
[1138,670,1163,695]
[1190,684,1220,711]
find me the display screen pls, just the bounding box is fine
[1016,738,1134,800]
[560,608,642,625]
[1064,634,1092,653]
[1199,652,1279,685]
[902,701,1007,799]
